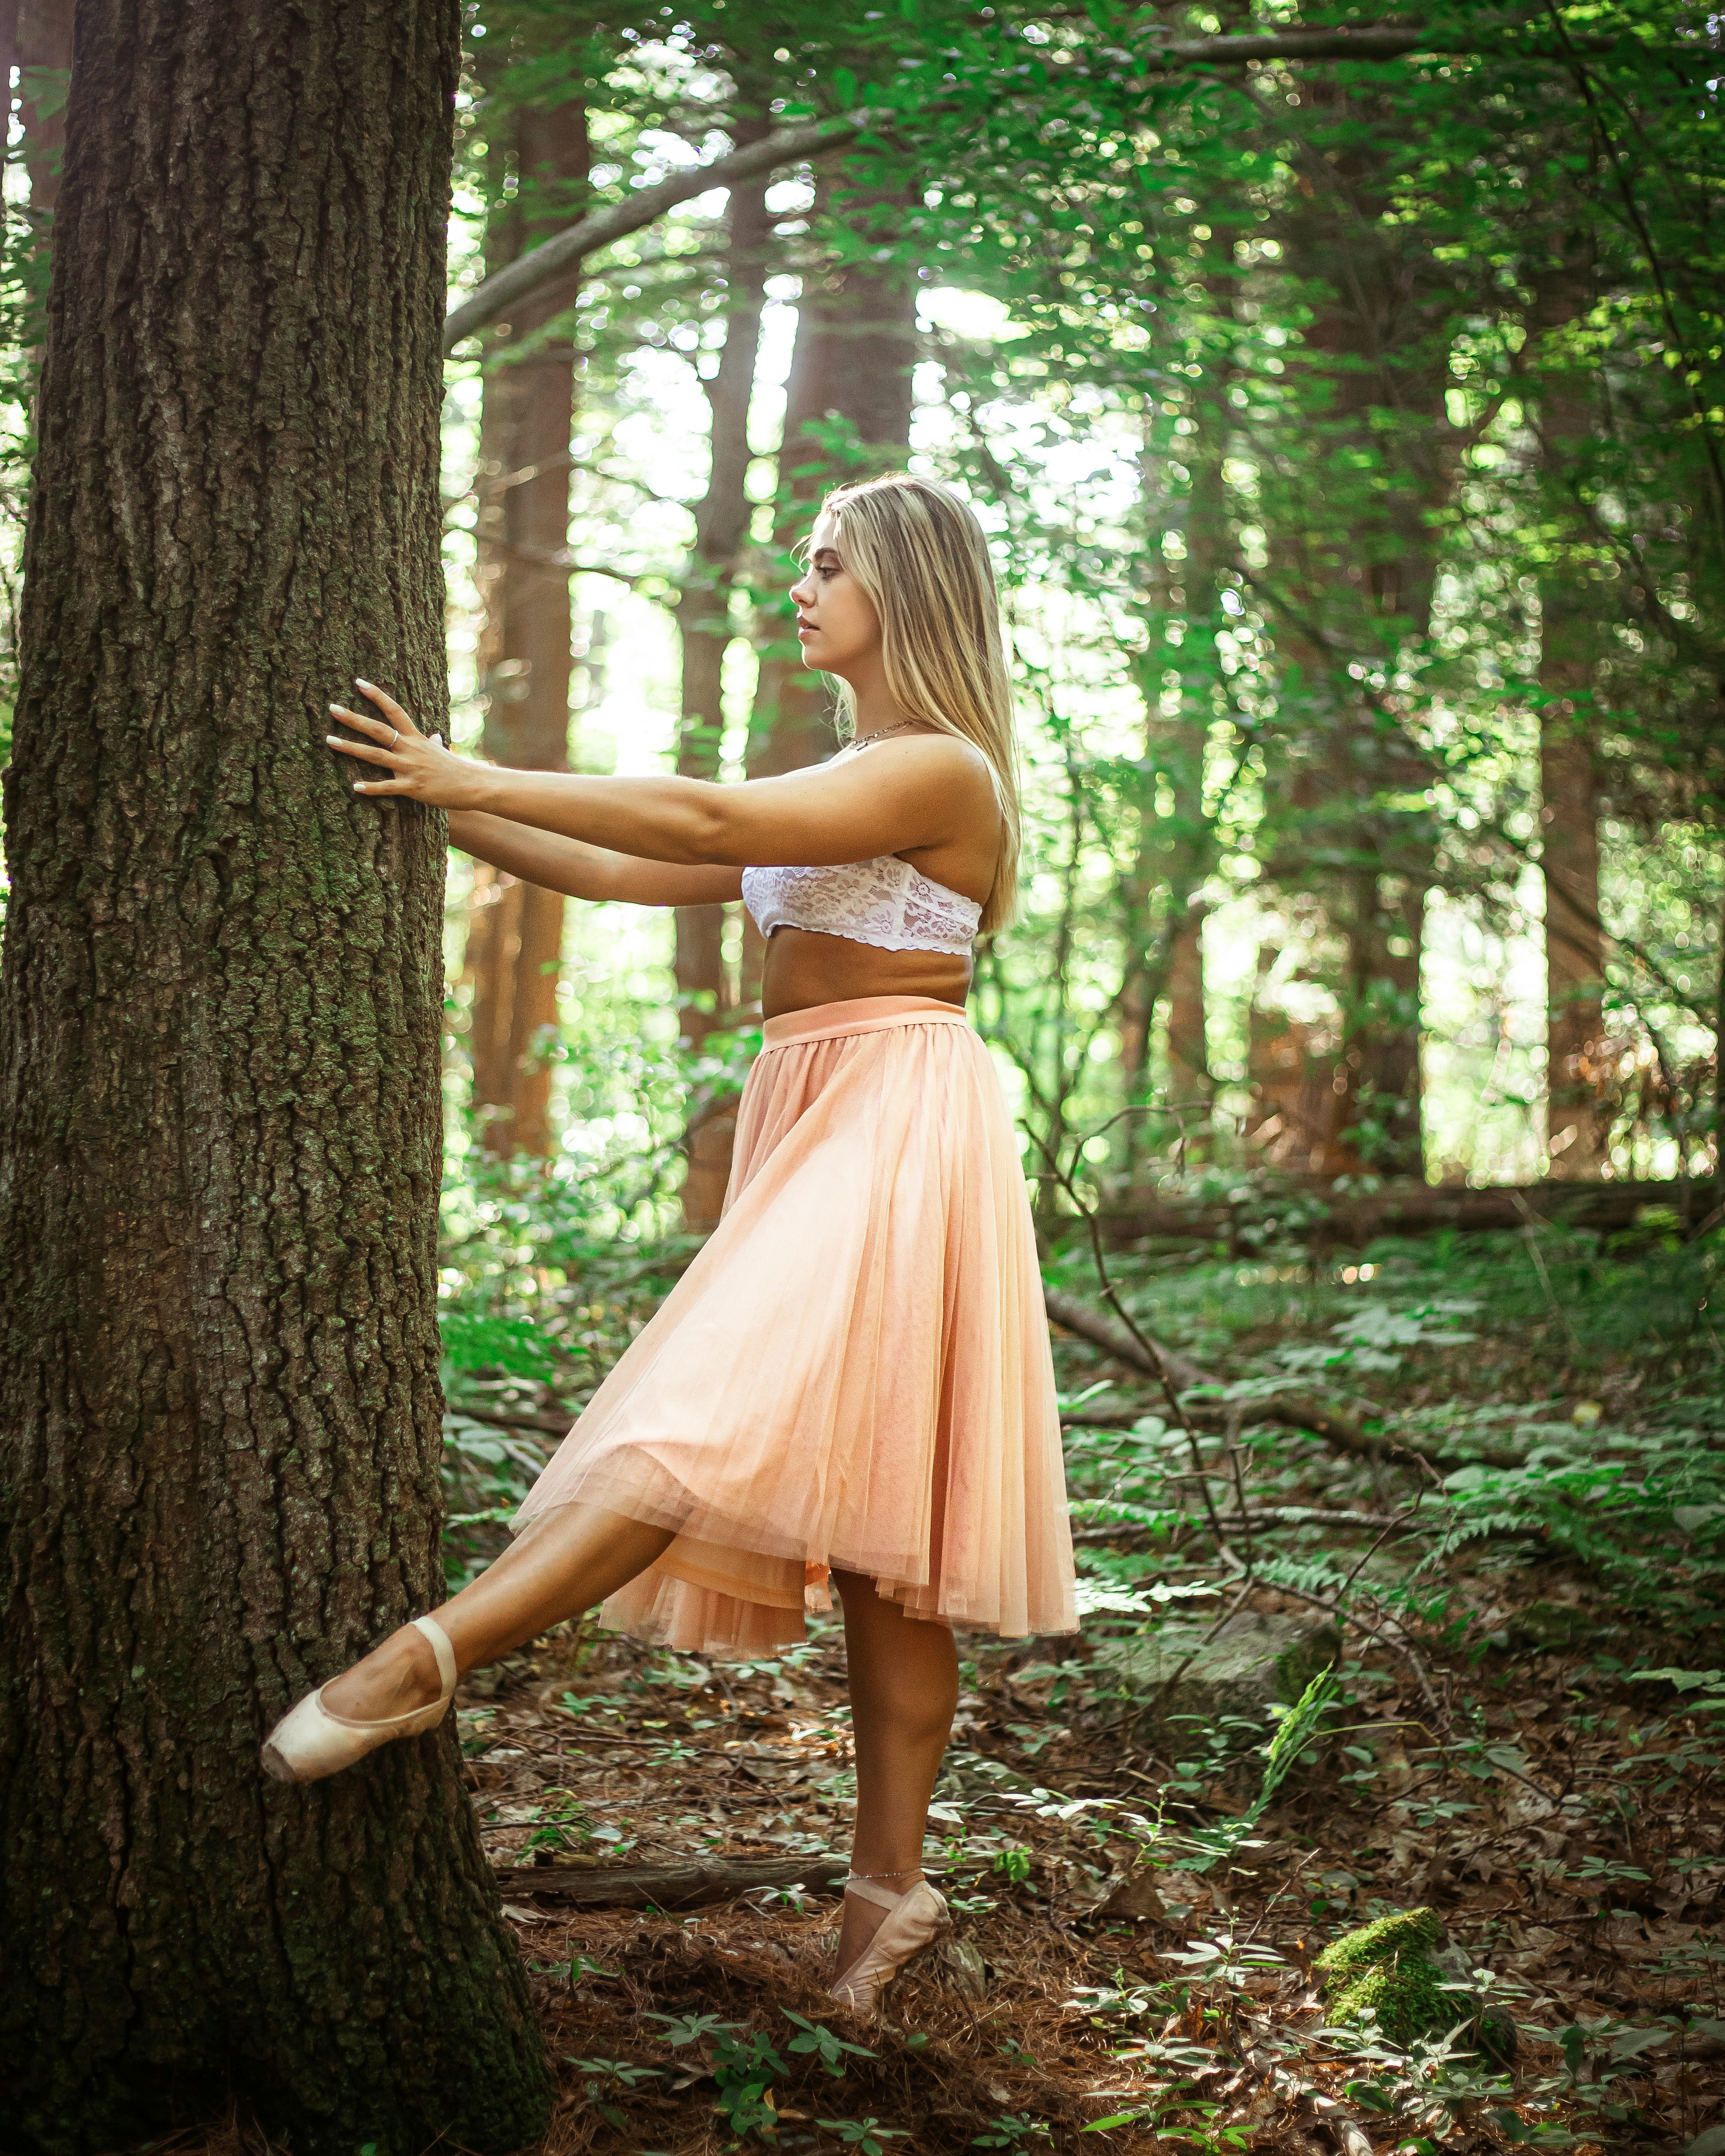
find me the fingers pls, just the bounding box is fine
[353,677,420,738]
[325,731,398,766]
[328,700,398,742]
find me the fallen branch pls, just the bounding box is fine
[1074,1507,1419,1543]
[1043,1287,1521,1470]
[446,1404,572,1438]
[491,1851,846,1909]
[1099,1175,1708,1250]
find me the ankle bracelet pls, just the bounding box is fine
[847,1866,923,1881]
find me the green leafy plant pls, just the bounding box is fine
[816,2120,908,2153]
[710,2028,790,2141]
[781,2011,877,2077]
[971,2116,1053,2149]
[563,2055,662,2131]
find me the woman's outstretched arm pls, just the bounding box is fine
[449,808,743,907]
[327,681,993,869]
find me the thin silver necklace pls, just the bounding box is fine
[847,718,923,752]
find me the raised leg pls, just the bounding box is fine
[320,1503,677,1721]
[831,1569,959,1976]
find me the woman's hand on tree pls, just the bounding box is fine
[326,680,487,808]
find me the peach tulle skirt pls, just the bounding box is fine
[511,995,1078,1657]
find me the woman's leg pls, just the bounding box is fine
[832,1569,960,1974]
[321,1503,677,1721]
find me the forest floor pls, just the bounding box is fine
[433,1205,1725,2156]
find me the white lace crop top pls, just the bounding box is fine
[740,855,983,956]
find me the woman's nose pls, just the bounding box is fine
[789,570,814,607]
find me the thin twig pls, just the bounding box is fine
[1033,1124,1242,1567]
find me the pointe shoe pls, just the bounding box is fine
[260,1615,457,1785]
[827,1875,951,2021]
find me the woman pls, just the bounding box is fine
[263,473,1077,2016]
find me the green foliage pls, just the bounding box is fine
[439,1309,559,1379]
[445,0,1723,1201]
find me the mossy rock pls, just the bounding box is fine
[1096,1612,1343,1750]
[1315,1906,1442,1982]
[1316,1908,1514,2060]
[1506,1599,1600,1654]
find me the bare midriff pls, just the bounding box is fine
[760,926,972,1020]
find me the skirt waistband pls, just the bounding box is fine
[761,994,972,1051]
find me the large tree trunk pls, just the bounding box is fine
[1532,253,1609,1178]
[466,94,588,1158]
[0,7,550,2149]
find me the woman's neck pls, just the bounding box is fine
[838,650,909,735]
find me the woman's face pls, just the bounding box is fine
[789,512,882,679]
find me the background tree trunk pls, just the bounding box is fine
[1160,325,1228,1126]
[0,3,18,154]
[1268,111,1450,1180]
[742,194,918,1006]
[674,144,770,1054]
[12,0,73,382]
[466,92,588,1158]
[1533,252,1610,1178]
[675,151,772,1229]
[1119,367,1220,1174]
[0,5,549,2148]
[17,0,73,211]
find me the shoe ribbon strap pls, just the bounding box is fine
[412,1614,458,1702]
[844,1875,914,1910]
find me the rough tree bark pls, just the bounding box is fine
[465,90,588,1158]
[1532,251,1609,1178]
[0,5,549,2149]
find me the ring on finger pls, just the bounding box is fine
[389,728,399,749]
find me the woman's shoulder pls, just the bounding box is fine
[865,728,996,787]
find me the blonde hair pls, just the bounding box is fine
[817,474,1021,934]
